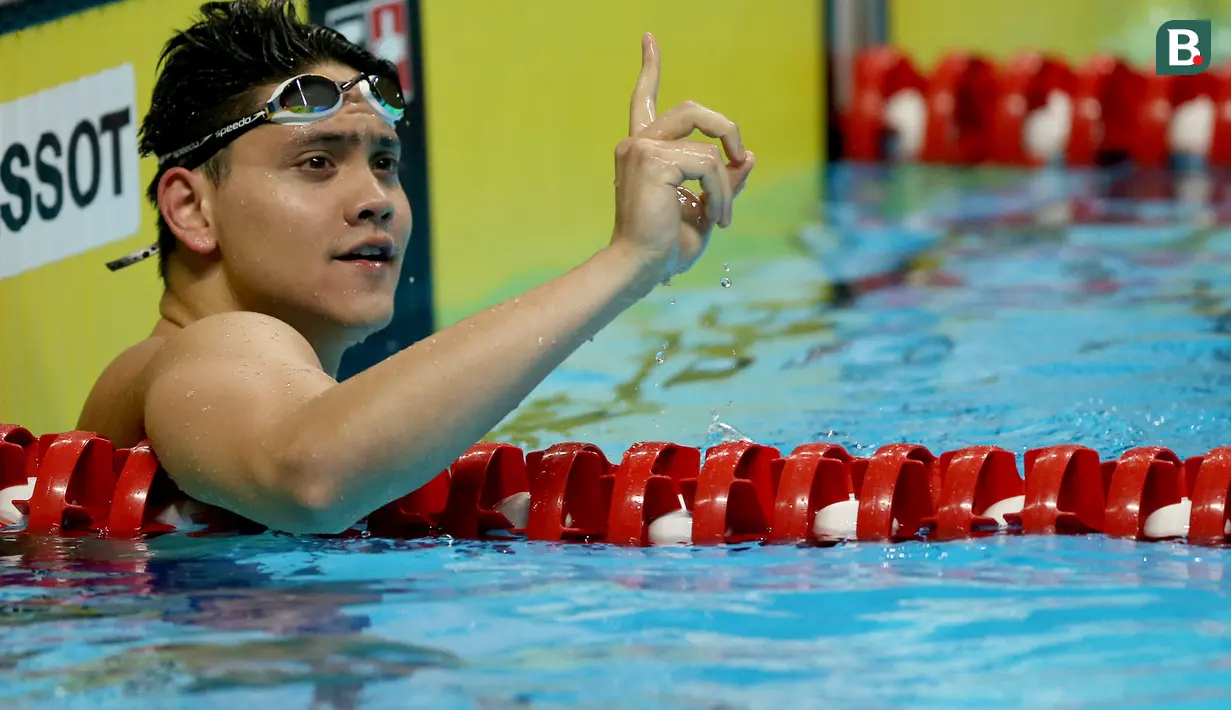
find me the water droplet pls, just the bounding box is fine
[186,390,195,398]
[669,298,676,305]
[720,278,732,288]
[270,331,280,340]
[201,405,211,412]
[723,262,730,272]
[407,276,416,284]
[538,336,544,345]
[655,351,665,363]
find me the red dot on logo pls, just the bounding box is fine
[1195,54,1204,65]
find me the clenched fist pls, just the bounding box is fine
[610,33,756,281]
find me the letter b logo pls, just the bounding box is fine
[1156,20,1212,75]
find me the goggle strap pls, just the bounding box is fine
[105,243,159,271]
[157,107,270,166]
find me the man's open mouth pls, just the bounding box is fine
[335,244,395,263]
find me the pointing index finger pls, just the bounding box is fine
[629,32,660,136]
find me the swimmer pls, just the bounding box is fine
[77,0,756,535]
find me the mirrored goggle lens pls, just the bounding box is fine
[277,75,342,114]
[369,75,406,112]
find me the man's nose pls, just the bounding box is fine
[348,196,396,227]
[346,168,396,227]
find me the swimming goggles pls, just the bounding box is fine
[106,72,406,271]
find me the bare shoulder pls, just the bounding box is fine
[78,312,327,448]
[78,336,171,446]
[140,312,336,480]
[143,311,332,415]
[146,311,322,371]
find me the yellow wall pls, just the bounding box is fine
[0,0,824,434]
[0,0,216,436]
[891,0,1231,70]
[420,0,825,325]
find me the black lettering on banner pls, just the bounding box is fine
[1,143,31,233]
[35,133,63,221]
[0,105,133,237]
[68,119,101,208]
[98,108,130,197]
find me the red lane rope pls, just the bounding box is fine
[842,45,1231,168]
[2,422,1228,547]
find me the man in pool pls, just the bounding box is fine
[77,0,755,535]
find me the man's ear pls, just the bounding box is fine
[157,167,219,255]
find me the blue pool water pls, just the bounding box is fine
[6,164,1231,709]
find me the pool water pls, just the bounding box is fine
[6,164,1231,709]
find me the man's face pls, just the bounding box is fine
[210,62,411,337]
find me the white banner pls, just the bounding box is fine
[0,63,141,279]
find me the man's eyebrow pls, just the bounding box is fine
[288,131,401,151]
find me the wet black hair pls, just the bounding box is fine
[139,0,399,282]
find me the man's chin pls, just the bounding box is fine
[332,303,396,339]
[275,287,396,342]
[334,307,393,332]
